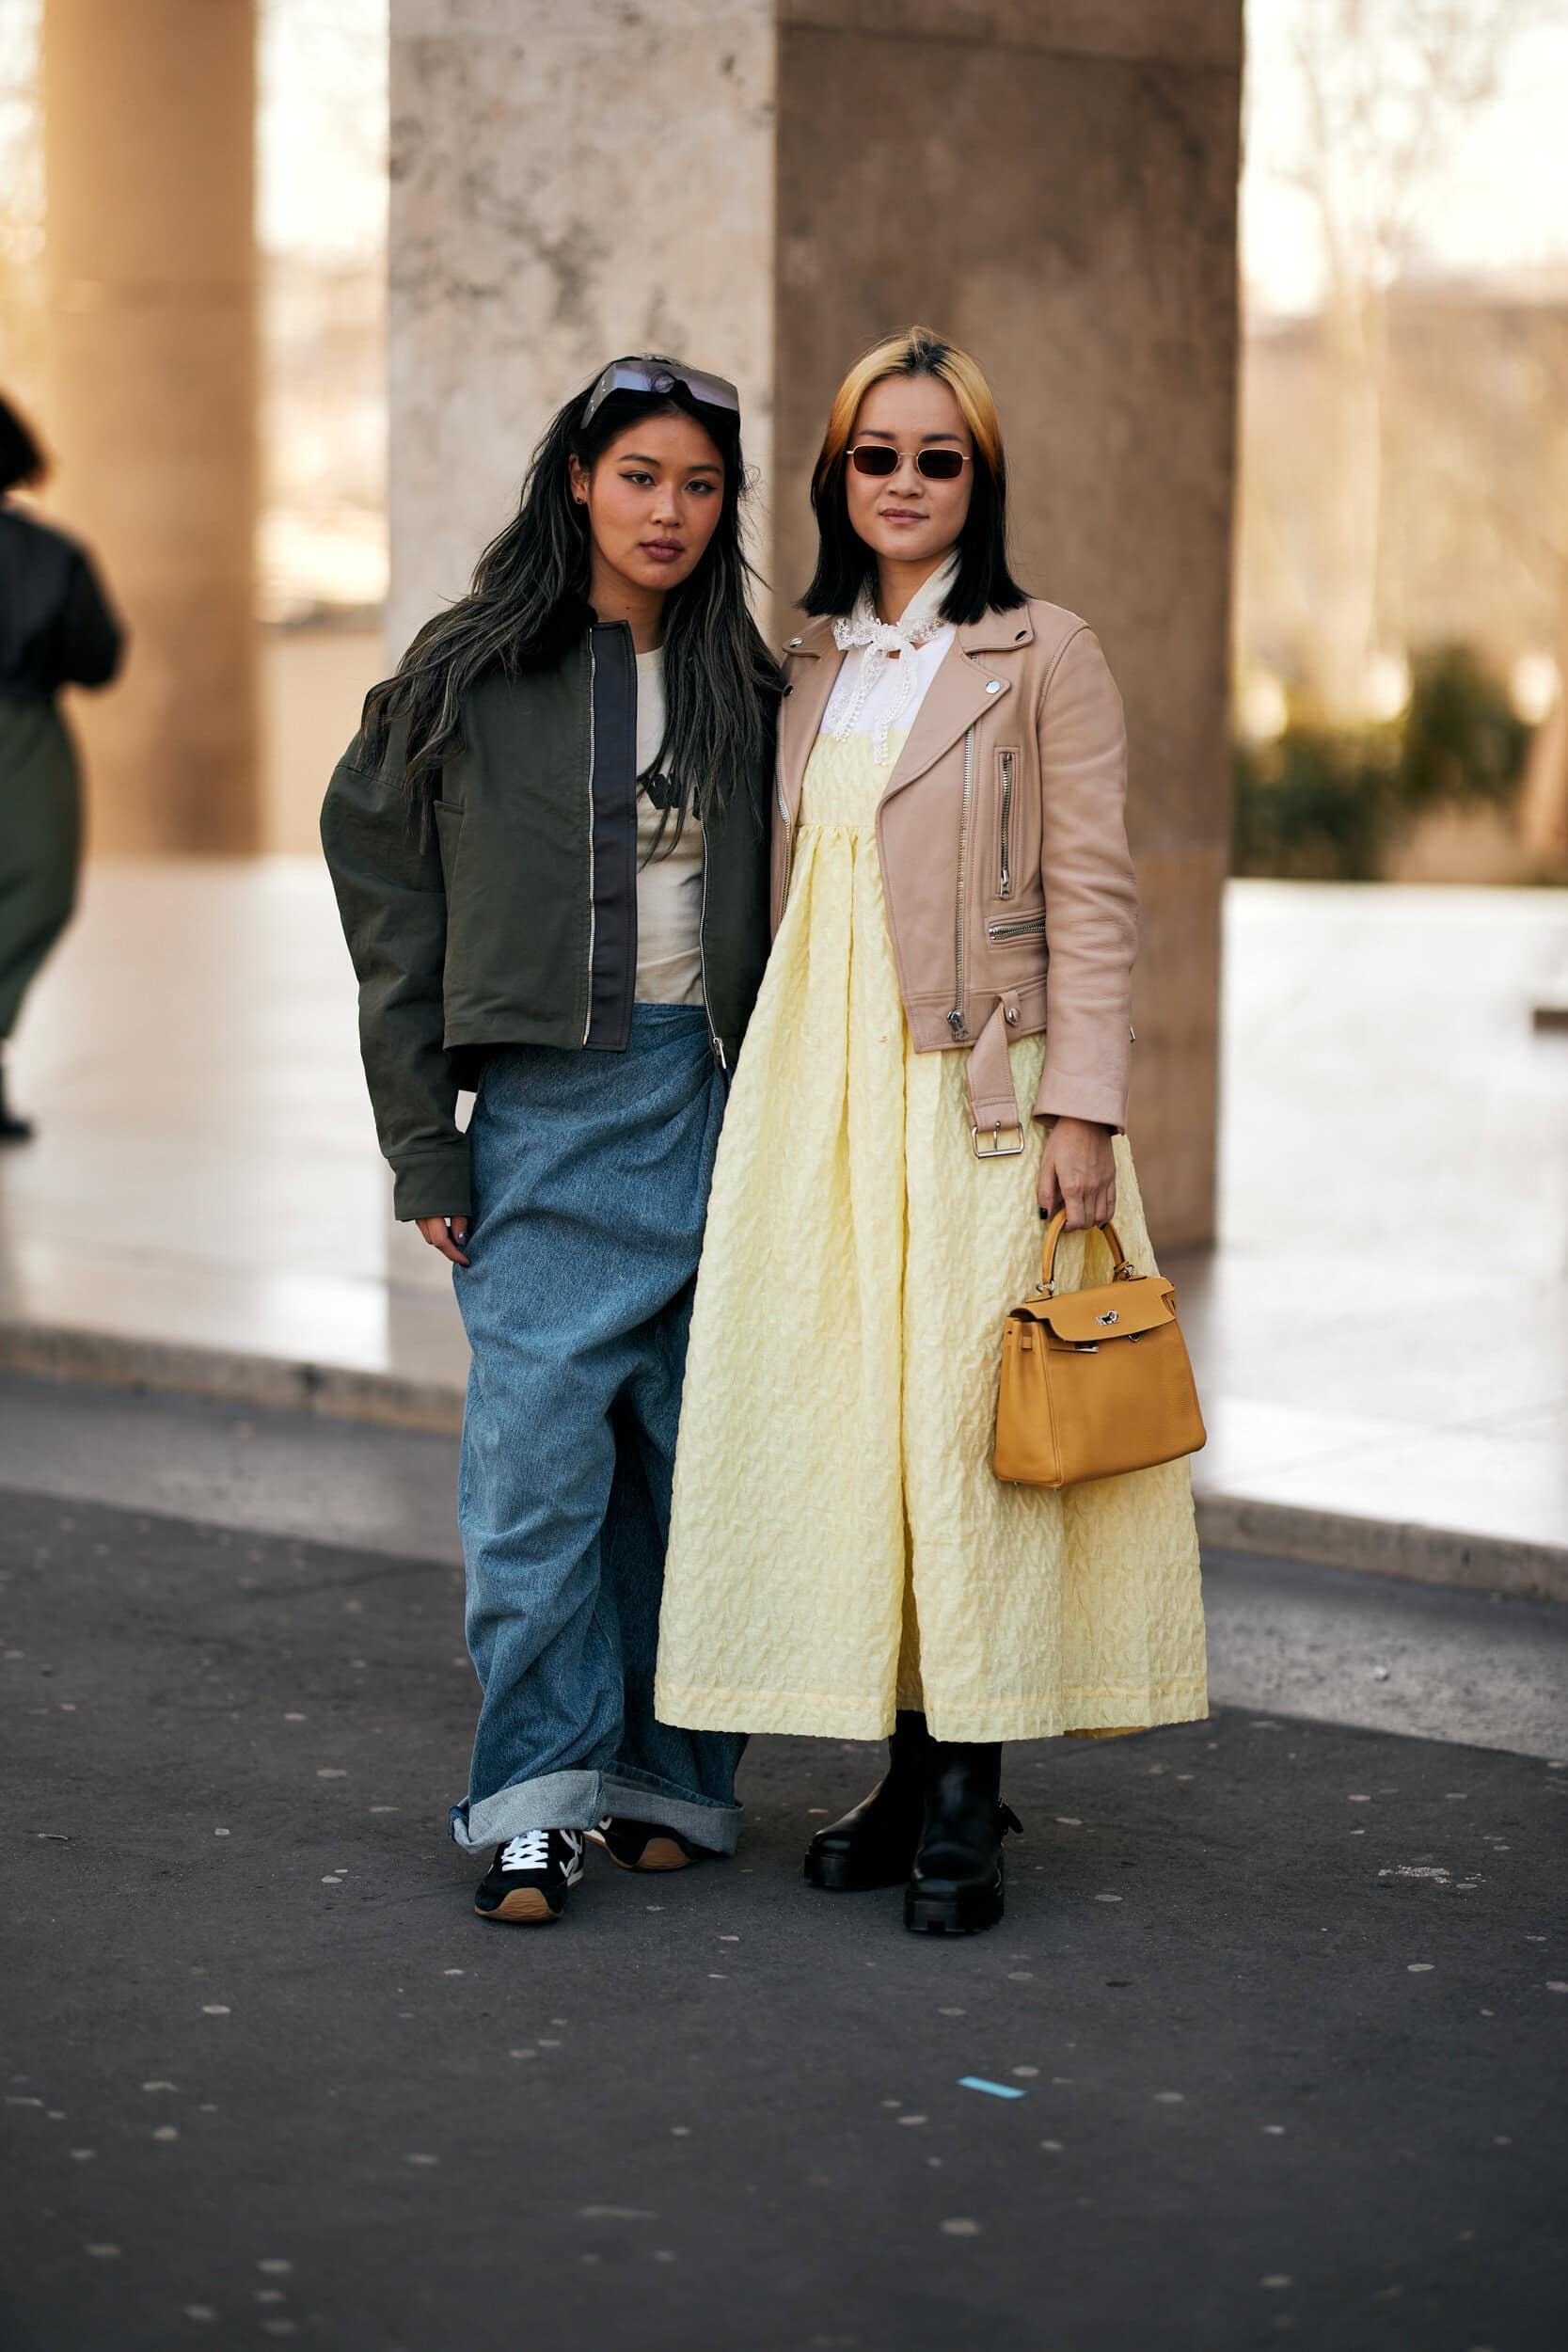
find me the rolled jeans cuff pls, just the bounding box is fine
[449,1768,743,1856]
[603,1765,744,1856]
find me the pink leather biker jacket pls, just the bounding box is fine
[771,597,1138,1145]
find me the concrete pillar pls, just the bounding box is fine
[388,0,777,660]
[388,0,1241,1247]
[42,0,259,855]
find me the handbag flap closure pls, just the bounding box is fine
[1012,1274,1177,1343]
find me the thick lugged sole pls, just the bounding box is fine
[903,1867,1006,1936]
[803,1845,916,1893]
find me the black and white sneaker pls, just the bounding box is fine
[586,1817,707,1872]
[472,1828,585,1925]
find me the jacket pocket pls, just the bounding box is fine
[995,746,1020,899]
[987,911,1046,945]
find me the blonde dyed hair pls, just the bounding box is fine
[812,325,1005,496]
[802,325,1026,625]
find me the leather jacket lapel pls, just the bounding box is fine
[777,621,844,823]
[880,634,1007,801]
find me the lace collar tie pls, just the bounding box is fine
[828,552,959,766]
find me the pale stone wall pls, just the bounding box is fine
[388,0,778,661]
[387,0,1241,1244]
[773,3,1243,1245]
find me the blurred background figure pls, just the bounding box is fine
[0,389,120,1140]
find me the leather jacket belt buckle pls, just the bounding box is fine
[972,1122,1026,1161]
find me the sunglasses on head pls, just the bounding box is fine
[847,441,972,482]
[582,357,740,429]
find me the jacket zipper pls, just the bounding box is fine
[777,769,794,920]
[947,723,975,1037]
[998,749,1014,899]
[581,637,597,1045]
[987,913,1046,942]
[698,831,726,1070]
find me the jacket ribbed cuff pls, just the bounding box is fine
[390,1142,472,1222]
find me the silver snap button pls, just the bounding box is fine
[985,679,1002,693]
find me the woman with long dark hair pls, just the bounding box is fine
[0,394,122,1140]
[656,327,1207,1936]
[323,358,779,1925]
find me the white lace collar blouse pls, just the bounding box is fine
[819,553,959,767]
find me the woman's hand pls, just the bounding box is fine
[1037,1117,1117,1232]
[416,1214,470,1267]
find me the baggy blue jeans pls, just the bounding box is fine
[447,1004,745,1854]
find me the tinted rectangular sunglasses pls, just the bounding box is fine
[582,358,740,428]
[847,441,972,482]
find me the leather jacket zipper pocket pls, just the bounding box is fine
[997,749,1014,899]
[987,914,1046,943]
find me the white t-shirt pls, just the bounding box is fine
[634,645,705,1007]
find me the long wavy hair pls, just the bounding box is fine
[802,325,1028,627]
[357,359,779,847]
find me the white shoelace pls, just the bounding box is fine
[500,1828,579,1874]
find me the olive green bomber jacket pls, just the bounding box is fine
[320,618,774,1220]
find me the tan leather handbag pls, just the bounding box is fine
[993,1209,1206,1488]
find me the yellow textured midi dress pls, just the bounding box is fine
[655,723,1208,1745]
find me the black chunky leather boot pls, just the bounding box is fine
[804,1710,932,1890]
[904,1740,1022,1935]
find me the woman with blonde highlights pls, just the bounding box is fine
[657,328,1206,1937]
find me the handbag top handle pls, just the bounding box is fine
[1037,1206,1135,1297]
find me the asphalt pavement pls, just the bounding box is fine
[1,1376,1565,2352]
